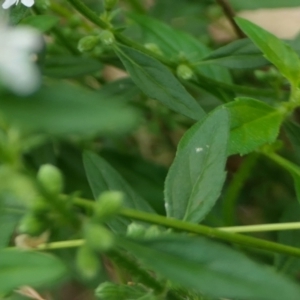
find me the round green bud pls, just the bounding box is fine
[18,213,47,236]
[78,35,100,52]
[144,43,163,56]
[76,245,101,279]
[84,223,114,252]
[37,164,63,195]
[94,191,123,223]
[30,196,50,215]
[99,30,115,46]
[126,222,147,238]
[176,64,194,80]
[104,0,118,11]
[144,225,161,239]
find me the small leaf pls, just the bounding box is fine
[226,98,283,155]
[115,45,205,120]
[119,235,300,300]
[83,152,155,233]
[21,15,59,32]
[44,56,102,78]
[0,250,67,295]
[200,38,268,69]
[164,108,229,222]
[236,18,300,85]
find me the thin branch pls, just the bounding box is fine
[215,0,246,39]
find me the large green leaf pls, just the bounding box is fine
[226,98,283,155]
[236,18,300,86]
[1,83,138,135]
[129,13,232,83]
[83,152,155,233]
[0,250,67,295]
[43,56,102,78]
[115,45,205,120]
[200,38,268,69]
[164,108,229,222]
[119,235,300,300]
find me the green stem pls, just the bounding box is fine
[68,197,300,257]
[222,153,259,225]
[264,151,300,177]
[219,222,300,232]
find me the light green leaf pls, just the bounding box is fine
[0,250,67,295]
[1,83,138,135]
[226,98,283,155]
[115,45,205,120]
[44,56,102,78]
[164,108,229,222]
[236,18,300,85]
[83,152,155,233]
[21,15,59,32]
[119,235,300,300]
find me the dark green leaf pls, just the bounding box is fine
[236,18,300,85]
[1,84,138,135]
[44,56,102,78]
[0,250,67,295]
[164,108,229,222]
[226,98,283,155]
[83,152,155,233]
[115,45,205,120]
[9,5,30,25]
[200,38,268,69]
[119,235,300,300]
[21,15,59,32]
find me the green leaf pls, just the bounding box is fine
[115,45,205,120]
[230,0,300,10]
[235,18,300,85]
[119,235,300,300]
[129,13,232,83]
[226,98,283,155]
[200,38,268,69]
[1,83,138,135]
[83,152,155,233]
[9,5,30,25]
[0,250,67,295]
[44,56,102,78]
[164,108,229,222]
[21,15,59,32]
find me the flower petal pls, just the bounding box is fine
[2,0,17,9]
[21,0,34,7]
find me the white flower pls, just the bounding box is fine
[0,21,42,95]
[2,0,34,9]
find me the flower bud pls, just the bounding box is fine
[104,0,118,11]
[37,164,63,195]
[99,30,115,46]
[144,225,161,239]
[84,223,114,252]
[176,64,194,80]
[18,213,47,236]
[78,35,100,52]
[94,191,123,223]
[126,222,146,238]
[76,245,101,279]
[144,43,163,56]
